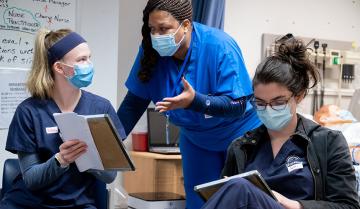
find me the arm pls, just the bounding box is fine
[155,78,248,117]
[272,191,303,209]
[18,139,87,191]
[18,152,69,191]
[299,131,360,209]
[86,170,117,184]
[187,92,247,117]
[117,91,151,136]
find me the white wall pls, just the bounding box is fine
[224,0,360,77]
[117,0,146,104]
[113,0,148,207]
[117,0,149,138]
[224,0,360,114]
[77,0,120,107]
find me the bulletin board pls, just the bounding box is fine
[0,0,76,128]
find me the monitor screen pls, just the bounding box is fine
[147,108,180,147]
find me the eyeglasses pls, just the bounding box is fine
[250,96,293,111]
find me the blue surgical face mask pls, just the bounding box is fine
[62,62,94,88]
[256,104,293,131]
[150,23,185,57]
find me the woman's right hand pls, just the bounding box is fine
[272,190,303,209]
[57,140,87,166]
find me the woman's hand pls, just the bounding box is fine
[272,190,303,209]
[57,139,87,166]
[155,77,195,112]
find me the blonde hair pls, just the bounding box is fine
[27,28,72,99]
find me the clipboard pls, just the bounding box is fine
[53,113,135,172]
[86,114,135,171]
[193,170,276,202]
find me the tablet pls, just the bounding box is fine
[86,114,135,171]
[54,112,135,171]
[194,170,276,201]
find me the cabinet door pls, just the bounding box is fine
[155,160,184,195]
[123,154,156,193]
[123,152,185,196]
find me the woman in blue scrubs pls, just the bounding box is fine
[202,36,360,209]
[117,0,260,208]
[1,28,125,209]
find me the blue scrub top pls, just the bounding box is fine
[245,139,314,200]
[5,90,126,208]
[126,22,260,150]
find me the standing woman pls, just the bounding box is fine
[117,0,261,208]
[0,28,125,209]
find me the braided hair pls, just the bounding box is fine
[139,0,192,82]
[253,36,319,97]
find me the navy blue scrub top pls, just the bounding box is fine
[245,138,315,200]
[5,90,126,208]
[125,22,260,151]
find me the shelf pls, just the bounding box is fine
[308,88,354,96]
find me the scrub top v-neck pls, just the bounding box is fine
[245,138,315,200]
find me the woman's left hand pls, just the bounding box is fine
[155,77,195,112]
[272,190,303,209]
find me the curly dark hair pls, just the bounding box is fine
[253,35,320,97]
[139,0,192,82]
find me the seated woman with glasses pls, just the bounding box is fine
[202,36,360,209]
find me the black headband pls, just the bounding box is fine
[47,32,86,66]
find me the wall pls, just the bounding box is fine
[224,0,360,114]
[77,0,120,106]
[224,0,360,77]
[113,0,148,207]
[117,0,149,138]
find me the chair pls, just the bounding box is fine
[1,158,21,198]
[94,180,108,209]
[1,159,108,209]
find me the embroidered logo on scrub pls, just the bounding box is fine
[286,155,303,173]
[46,126,58,134]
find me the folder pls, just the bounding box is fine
[53,112,135,172]
[194,170,276,202]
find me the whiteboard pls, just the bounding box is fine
[0,0,76,128]
[0,0,76,69]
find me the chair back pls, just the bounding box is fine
[1,158,108,209]
[1,158,21,198]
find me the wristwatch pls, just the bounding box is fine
[55,153,69,168]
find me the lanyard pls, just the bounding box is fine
[169,33,193,97]
[165,32,193,144]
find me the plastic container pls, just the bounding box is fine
[132,132,148,152]
[113,186,129,209]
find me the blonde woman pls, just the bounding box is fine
[0,28,125,209]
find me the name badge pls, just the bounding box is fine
[46,126,58,134]
[286,155,304,173]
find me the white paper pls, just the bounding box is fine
[53,112,104,172]
[0,69,30,129]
